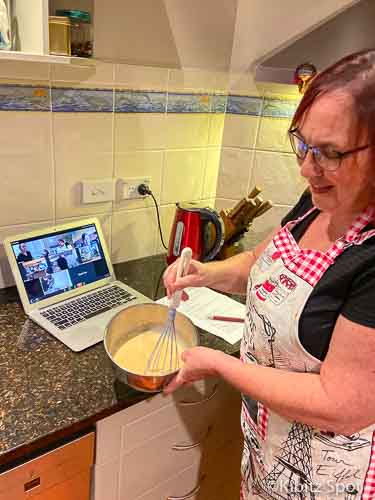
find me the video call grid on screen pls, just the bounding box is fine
[11,224,110,304]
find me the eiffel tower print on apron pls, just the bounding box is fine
[240,206,375,500]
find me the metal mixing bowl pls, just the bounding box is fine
[104,303,199,393]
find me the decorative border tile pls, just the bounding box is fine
[115,90,166,113]
[0,84,50,111]
[262,98,299,118]
[167,93,211,113]
[226,95,262,116]
[0,84,300,119]
[212,94,227,113]
[51,88,113,112]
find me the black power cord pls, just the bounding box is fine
[138,183,168,250]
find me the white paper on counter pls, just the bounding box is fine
[157,287,245,345]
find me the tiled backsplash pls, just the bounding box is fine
[0,60,304,288]
[217,87,306,250]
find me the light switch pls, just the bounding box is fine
[81,179,114,204]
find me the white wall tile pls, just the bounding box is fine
[51,62,115,88]
[112,209,157,263]
[251,151,306,205]
[0,61,50,82]
[256,117,293,153]
[115,114,167,151]
[217,148,253,199]
[162,150,206,204]
[208,114,225,146]
[115,64,169,91]
[168,68,217,93]
[55,153,114,219]
[114,151,163,211]
[204,149,221,199]
[166,114,209,149]
[222,114,259,149]
[0,154,54,226]
[0,112,52,154]
[53,113,113,154]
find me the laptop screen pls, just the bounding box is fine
[10,223,110,305]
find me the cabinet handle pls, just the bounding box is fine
[166,482,201,499]
[172,427,210,451]
[24,477,41,492]
[177,384,218,406]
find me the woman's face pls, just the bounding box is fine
[298,92,374,215]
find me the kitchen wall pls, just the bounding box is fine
[0,59,305,289]
[0,60,226,287]
[216,76,306,249]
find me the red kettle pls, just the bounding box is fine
[167,203,225,264]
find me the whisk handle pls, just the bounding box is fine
[170,247,192,309]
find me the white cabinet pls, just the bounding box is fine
[0,0,94,64]
[93,379,243,500]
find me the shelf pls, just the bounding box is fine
[0,50,96,66]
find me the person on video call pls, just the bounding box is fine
[57,255,69,271]
[16,243,33,263]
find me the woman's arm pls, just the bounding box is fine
[164,227,279,296]
[165,315,375,435]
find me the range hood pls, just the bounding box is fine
[255,0,375,85]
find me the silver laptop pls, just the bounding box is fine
[3,217,151,351]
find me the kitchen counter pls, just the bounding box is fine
[0,254,242,468]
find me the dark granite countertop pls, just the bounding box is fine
[0,254,242,467]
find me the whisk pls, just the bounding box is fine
[146,247,192,375]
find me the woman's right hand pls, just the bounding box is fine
[163,257,211,299]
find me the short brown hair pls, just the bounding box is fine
[291,49,375,147]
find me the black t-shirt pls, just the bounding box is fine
[281,190,375,361]
[16,251,33,263]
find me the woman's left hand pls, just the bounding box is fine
[163,346,223,395]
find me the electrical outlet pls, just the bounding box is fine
[121,177,151,200]
[81,179,114,204]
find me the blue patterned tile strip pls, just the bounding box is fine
[212,94,227,113]
[0,85,50,111]
[167,93,211,113]
[51,88,113,112]
[226,95,262,116]
[0,84,299,118]
[262,98,299,118]
[115,90,166,113]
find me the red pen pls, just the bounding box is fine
[211,314,245,323]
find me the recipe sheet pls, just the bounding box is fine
[157,287,246,345]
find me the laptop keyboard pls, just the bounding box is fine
[40,285,136,330]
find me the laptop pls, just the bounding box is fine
[3,217,151,352]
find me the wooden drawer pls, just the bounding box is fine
[119,424,203,499]
[0,433,94,500]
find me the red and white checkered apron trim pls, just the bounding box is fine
[361,431,375,499]
[273,205,375,287]
[257,403,269,440]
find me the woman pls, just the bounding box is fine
[164,49,375,500]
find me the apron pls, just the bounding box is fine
[240,205,375,500]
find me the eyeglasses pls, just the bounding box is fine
[288,128,371,172]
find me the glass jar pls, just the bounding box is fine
[55,10,93,58]
[49,16,71,56]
